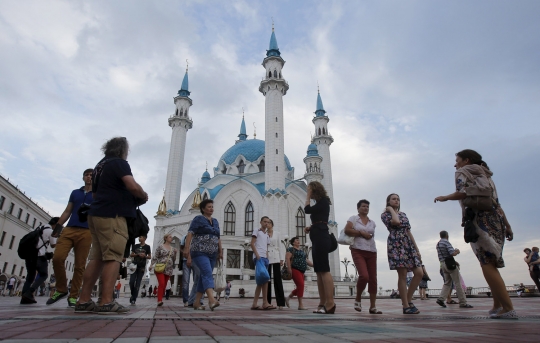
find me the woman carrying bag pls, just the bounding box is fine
[285,236,312,310]
[419,265,430,300]
[149,233,177,306]
[266,219,286,310]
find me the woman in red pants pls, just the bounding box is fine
[149,233,177,306]
[345,199,382,314]
[285,237,312,310]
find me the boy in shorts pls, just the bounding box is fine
[250,216,274,310]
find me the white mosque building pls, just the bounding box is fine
[152,28,344,296]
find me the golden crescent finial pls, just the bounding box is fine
[272,17,274,31]
[186,59,189,72]
[242,107,244,118]
[253,122,257,139]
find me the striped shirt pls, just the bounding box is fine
[436,239,455,262]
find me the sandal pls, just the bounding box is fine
[194,306,206,310]
[298,307,308,310]
[323,304,336,314]
[446,300,458,304]
[354,301,362,312]
[369,308,382,314]
[210,301,220,311]
[460,304,474,308]
[403,306,420,314]
[488,307,502,316]
[262,305,276,310]
[313,305,324,313]
[250,306,261,310]
[490,310,518,320]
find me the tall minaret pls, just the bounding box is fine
[163,65,193,212]
[259,25,289,193]
[303,143,323,184]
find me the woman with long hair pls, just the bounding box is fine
[149,233,177,306]
[183,199,223,311]
[304,181,336,314]
[381,193,423,314]
[285,236,313,310]
[435,149,515,319]
[266,219,286,309]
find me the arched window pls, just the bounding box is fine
[318,128,322,135]
[203,193,208,200]
[323,127,326,135]
[273,70,277,78]
[175,108,178,116]
[279,72,282,78]
[237,160,245,174]
[276,166,278,172]
[268,71,272,78]
[296,207,306,245]
[180,109,183,116]
[258,159,265,172]
[276,117,278,122]
[221,165,227,174]
[275,132,278,138]
[224,202,236,235]
[244,201,254,236]
[276,149,278,154]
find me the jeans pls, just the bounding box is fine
[192,254,217,294]
[182,259,203,305]
[23,257,49,295]
[129,269,145,302]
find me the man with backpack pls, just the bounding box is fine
[47,168,94,307]
[20,217,59,304]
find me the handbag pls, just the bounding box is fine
[437,242,457,270]
[154,247,172,273]
[329,232,338,252]
[214,260,226,293]
[337,228,354,245]
[281,264,292,281]
[255,259,270,285]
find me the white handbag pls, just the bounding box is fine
[214,260,226,293]
[337,228,354,245]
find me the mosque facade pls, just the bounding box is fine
[152,28,341,295]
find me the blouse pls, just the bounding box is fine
[304,197,330,223]
[347,215,377,252]
[151,244,177,276]
[267,230,284,264]
[188,215,221,257]
[287,247,307,273]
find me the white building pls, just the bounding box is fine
[152,28,344,296]
[0,174,75,293]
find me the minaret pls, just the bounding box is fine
[303,143,323,184]
[163,65,193,212]
[236,113,248,143]
[259,25,289,193]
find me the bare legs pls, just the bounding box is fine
[252,283,270,309]
[78,259,120,305]
[194,288,217,308]
[481,263,513,313]
[316,272,335,310]
[396,266,422,308]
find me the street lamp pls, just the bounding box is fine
[280,235,290,251]
[341,257,351,282]
[351,263,358,281]
[302,242,312,271]
[239,239,251,280]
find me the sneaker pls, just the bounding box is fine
[20,295,37,304]
[96,301,130,315]
[184,302,188,307]
[436,299,447,308]
[46,291,68,305]
[74,300,97,313]
[67,297,77,307]
[130,300,136,306]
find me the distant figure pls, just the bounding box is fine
[524,247,540,291]
[148,285,153,298]
[224,281,231,300]
[7,277,16,296]
[516,283,526,297]
[419,265,430,300]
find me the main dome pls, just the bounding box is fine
[219,139,292,171]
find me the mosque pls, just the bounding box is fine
[152,27,342,296]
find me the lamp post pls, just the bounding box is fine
[280,235,290,251]
[239,239,251,281]
[341,257,351,282]
[302,242,312,271]
[351,263,358,281]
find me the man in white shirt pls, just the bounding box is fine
[21,217,59,304]
[7,277,16,296]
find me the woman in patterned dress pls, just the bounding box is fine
[285,236,313,310]
[434,149,515,319]
[381,194,423,314]
[149,233,177,306]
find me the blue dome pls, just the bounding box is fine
[306,143,319,157]
[201,170,211,183]
[219,139,292,171]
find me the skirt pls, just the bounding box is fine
[309,223,331,273]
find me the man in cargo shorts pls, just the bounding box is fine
[75,137,148,314]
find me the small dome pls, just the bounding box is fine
[201,170,211,183]
[306,143,319,157]
[218,139,293,171]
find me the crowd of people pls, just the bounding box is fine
[12,141,531,319]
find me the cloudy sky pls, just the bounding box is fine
[1,0,539,290]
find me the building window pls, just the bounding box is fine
[25,213,30,223]
[9,235,15,249]
[276,117,278,122]
[296,207,306,245]
[223,201,236,235]
[276,166,278,172]
[237,160,245,174]
[244,250,255,269]
[19,266,24,276]
[8,202,14,214]
[275,132,278,138]
[32,218,36,228]
[258,160,265,172]
[0,196,5,210]
[11,264,16,275]
[2,262,7,273]
[276,149,278,154]
[226,249,241,269]
[273,70,277,78]
[244,202,254,236]
[202,193,208,201]
[17,208,23,219]
[318,128,321,135]
[0,232,5,246]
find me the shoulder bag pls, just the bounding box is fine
[437,242,456,270]
[154,247,173,273]
[337,228,354,245]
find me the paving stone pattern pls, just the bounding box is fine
[0,296,539,342]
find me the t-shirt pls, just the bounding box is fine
[8,277,16,286]
[89,157,136,218]
[287,247,307,273]
[37,226,57,256]
[252,228,269,258]
[132,243,151,269]
[66,187,93,228]
[116,283,122,290]
[347,215,377,253]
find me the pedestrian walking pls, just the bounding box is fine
[149,234,177,306]
[304,181,336,314]
[165,279,171,300]
[419,265,430,300]
[129,235,151,305]
[285,236,312,310]
[148,285,153,298]
[181,235,204,307]
[224,281,231,300]
[48,169,94,307]
[523,247,540,291]
[115,281,121,299]
[7,277,16,296]
[266,219,286,309]
[183,199,222,311]
[76,137,148,314]
[435,149,516,319]
[381,193,423,314]
[344,199,381,314]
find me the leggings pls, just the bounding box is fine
[155,272,170,302]
[291,268,305,298]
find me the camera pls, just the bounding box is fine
[77,203,91,222]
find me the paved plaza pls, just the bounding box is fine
[0,295,539,342]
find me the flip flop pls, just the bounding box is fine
[262,305,276,310]
[250,306,261,310]
[446,300,458,304]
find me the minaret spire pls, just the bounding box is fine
[237,109,248,142]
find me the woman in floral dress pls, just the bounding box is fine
[435,149,515,319]
[381,194,423,314]
[149,233,177,306]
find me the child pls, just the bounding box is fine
[250,216,274,310]
[529,247,539,272]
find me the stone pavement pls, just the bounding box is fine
[0,295,539,343]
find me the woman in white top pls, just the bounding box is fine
[266,219,286,309]
[344,199,381,314]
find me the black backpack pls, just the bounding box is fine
[17,226,47,260]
